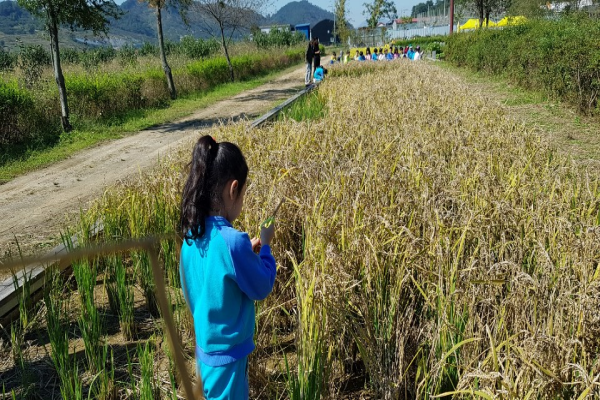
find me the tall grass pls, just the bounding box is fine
[0,46,304,154]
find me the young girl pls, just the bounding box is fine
[179,135,277,400]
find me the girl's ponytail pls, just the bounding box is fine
[180,135,248,241]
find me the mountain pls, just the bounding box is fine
[266,1,334,27]
[0,0,334,50]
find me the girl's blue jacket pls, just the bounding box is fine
[180,216,277,367]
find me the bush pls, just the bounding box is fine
[253,28,306,49]
[179,36,220,59]
[0,48,16,71]
[61,48,81,64]
[446,16,600,115]
[139,42,158,57]
[0,80,55,149]
[80,47,117,70]
[18,45,51,87]
[117,44,138,66]
[392,35,446,48]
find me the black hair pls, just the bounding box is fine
[373,48,378,53]
[180,135,248,241]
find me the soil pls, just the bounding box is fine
[0,66,305,275]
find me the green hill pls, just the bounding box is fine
[0,0,335,50]
[266,0,334,27]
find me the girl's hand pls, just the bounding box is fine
[251,237,261,253]
[260,222,275,246]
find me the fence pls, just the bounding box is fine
[351,25,456,47]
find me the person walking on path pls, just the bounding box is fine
[305,39,315,86]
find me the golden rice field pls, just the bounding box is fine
[3,60,600,399]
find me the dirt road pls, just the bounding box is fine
[0,66,304,263]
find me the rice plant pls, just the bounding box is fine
[73,259,104,373]
[138,340,157,399]
[105,255,136,340]
[44,268,83,399]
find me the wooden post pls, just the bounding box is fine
[449,0,454,34]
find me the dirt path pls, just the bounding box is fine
[0,66,305,264]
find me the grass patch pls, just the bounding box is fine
[0,64,302,183]
[435,60,600,163]
[279,90,327,122]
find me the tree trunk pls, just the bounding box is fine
[485,10,490,27]
[49,15,72,132]
[156,6,176,99]
[220,25,234,83]
[478,0,484,27]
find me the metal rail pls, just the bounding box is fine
[249,83,316,128]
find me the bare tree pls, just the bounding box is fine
[194,0,266,82]
[144,0,191,99]
[17,0,121,132]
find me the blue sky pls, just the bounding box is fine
[268,0,422,26]
[111,0,422,28]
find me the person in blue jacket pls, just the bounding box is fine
[314,65,326,82]
[179,135,277,400]
[407,45,416,60]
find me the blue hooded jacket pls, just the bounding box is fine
[180,216,277,366]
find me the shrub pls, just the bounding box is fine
[446,16,600,115]
[254,29,306,49]
[61,48,81,64]
[117,44,138,66]
[80,47,117,70]
[139,42,158,57]
[180,36,220,59]
[392,35,446,48]
[18,45,51,87]
[0,80,35,146]
[0,80,56,150]
[0,48,16,71]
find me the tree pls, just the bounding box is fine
[363,0,397,28]
[335,0,350,45]
[194,0,265,82]
[16,0,121,132]
[483,0,511,25]
[456,0,511,27]
[145,0,191,100]
[508,0,548,16]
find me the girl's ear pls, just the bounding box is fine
[229,180,239,200]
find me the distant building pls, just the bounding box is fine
[294,23,311,40]
[312,19,337,44]
[546,0,593,11]
[259,24,292,34]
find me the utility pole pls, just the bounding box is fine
[333,8,336,44]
